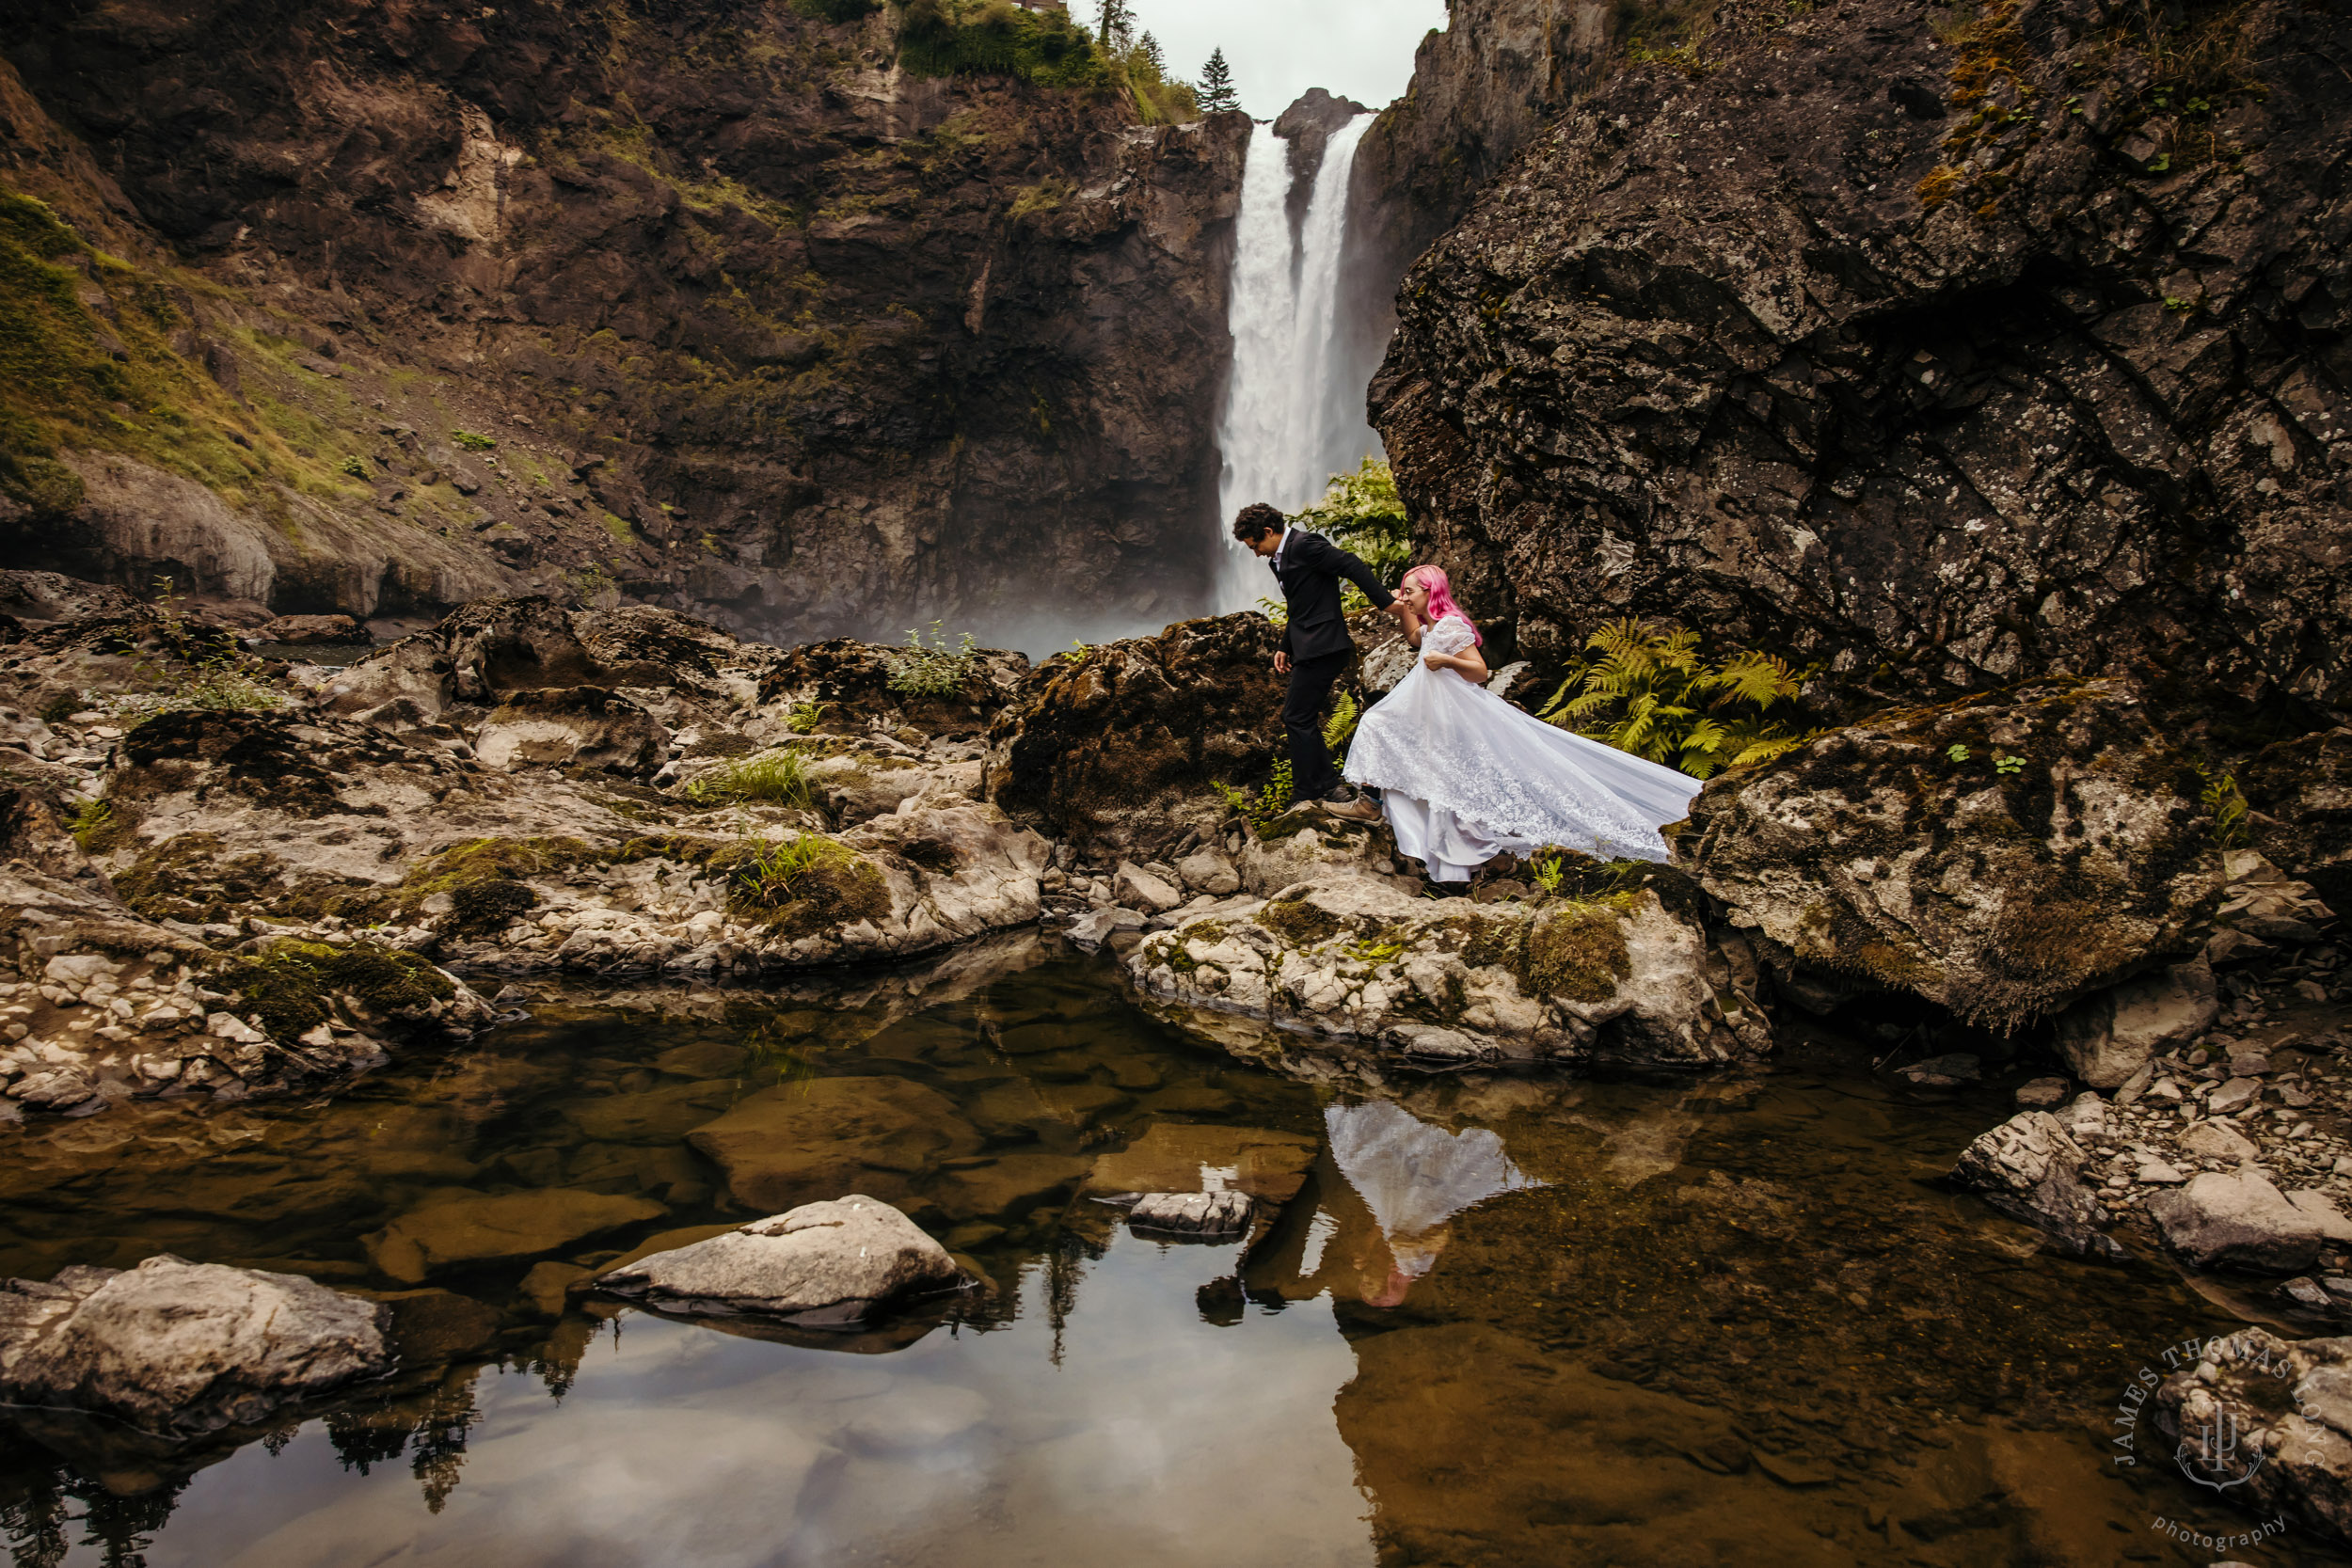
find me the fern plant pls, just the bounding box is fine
[1537,618,1820,779]
[1323,691,1360,759]
[1213,760,1294,837]
[2197,764,2250,848]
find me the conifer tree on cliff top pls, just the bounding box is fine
[1096,0,1135,50]
[1200,46,1239,112]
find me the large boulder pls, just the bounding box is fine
[2153,1330,2352,1544]
[1683,680,2230,1030]
[0,1256,390,1435]
[987,613,1286,856]
[755,637,1032,738]
[2243,727,2352,915]
[595,1196,967,1324]
[1128,859,1770,1069]
[2146,1169,2324,1274]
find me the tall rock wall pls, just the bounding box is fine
[0,2,1248,646]
[1370,0,2352,720]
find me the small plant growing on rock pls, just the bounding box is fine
[103,651,289,720]
[1947,742,1972,762]
[1213,758,1294,837]
[1993,752,2025,774]
[783,700,832,735]
[339,455,371,480]
[66,798,115,851]
[887,621,980,697]
[1537,619,1820,779]
[688,749,813,807]
[1253,595,1288,626]
[1530,848,1567,895]
[2198,763,2251,848]
[450,430,497,451]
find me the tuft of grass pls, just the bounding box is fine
[784,701,832,736]
[450,430,497,451]
[688,749,814,806]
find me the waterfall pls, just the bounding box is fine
[1213,114,1377,611]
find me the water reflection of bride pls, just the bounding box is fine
[1277,1101,1540,1307]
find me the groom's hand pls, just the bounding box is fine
[1273,651,1292,676]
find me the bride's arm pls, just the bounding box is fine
[1424,642,1489,682]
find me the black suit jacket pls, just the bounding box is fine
[1271,531,1393,660]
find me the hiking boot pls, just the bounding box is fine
[1322,790,1381,823]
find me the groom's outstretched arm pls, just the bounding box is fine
[1302,533,1398,612]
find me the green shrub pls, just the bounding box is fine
[898,0,1111,88]
[101,652,288,720]
[450,430,497,451]
[339,455,371,480]
[887,620,980,696]
[688,749,814,806]
[1291,457,1410,583]
[1536,618,1819,779]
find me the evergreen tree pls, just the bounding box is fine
[1199,46,1239,112]
[1096,0,1135,50]
[1138,29,1166,76]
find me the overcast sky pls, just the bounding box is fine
[1122,0,1449,119]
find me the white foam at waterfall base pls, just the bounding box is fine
[1213,114,1378,612]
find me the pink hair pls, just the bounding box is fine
[1403,565,1481,645]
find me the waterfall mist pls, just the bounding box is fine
[1212,114,1380,611]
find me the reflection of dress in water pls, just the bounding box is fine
[1324,1101,1539,1280]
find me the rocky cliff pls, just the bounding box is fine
[0,1,1247,646]
[1370,0,2352,722]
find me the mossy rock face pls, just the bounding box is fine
[1522,901,1636,1003]
[1683,678,2231,1028]
[118,709,386,819]
[210,939,458,1046]
[397,835,598,916]
[1254,896,1345,947]
[115,830,390,925]
[720,834,895,940]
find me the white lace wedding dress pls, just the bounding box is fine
[1343,613,1705,880]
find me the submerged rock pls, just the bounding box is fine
[362,1189,668,1285]
[1685,681,2228,1031]
[595,1196,966,1325]
[686,1076,982,1213]
[0,1256,389,1435]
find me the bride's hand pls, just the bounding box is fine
[1422,652,1452,672]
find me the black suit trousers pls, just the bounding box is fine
[1282,650,1351,802]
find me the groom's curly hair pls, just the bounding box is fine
[1231,502,1285,542]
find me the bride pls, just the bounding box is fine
[1342,566,1703,881]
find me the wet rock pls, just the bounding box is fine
[2013,1078,2071,1108]
[1683,682,2229,1031]
[0,1256,389,1435]
[2154,1330,2352,1541]
[686,1077,981,1212]
[1132,863,1768,1069]
[986,613,1285,857]
[362,1188,667,1285]
[1126,1190,1253,1240]
[596,1196,966,1325]
[1948,1111,2122,1259]
[2054,956,2220,1089]
[2147,1170,2323,1273]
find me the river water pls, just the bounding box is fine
[0,937,2342,1565]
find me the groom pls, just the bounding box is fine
[1232,501,1410,823]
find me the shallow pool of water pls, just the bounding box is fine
[1,936,2343,1565]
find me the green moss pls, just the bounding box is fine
[1253,897,1344,947]
[445,879,539,936]
[115,831,392,925]
[396,835,596,915]
[209,939,455,1045]
[717,833,893,938]
[1176,919,1230,943]
[1523,902,1634,1002]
